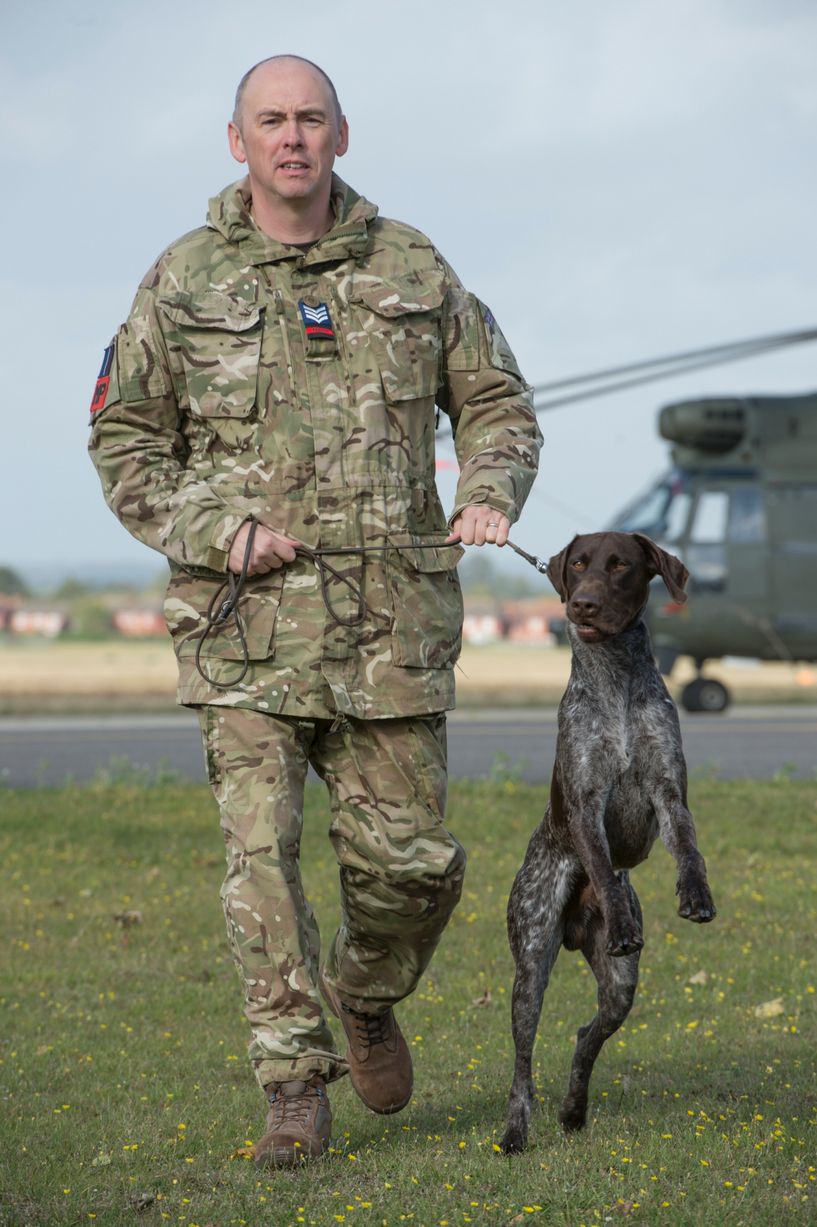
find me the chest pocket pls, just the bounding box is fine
[158,291,263,419]
[348,272,446,403]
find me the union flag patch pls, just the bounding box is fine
[90,344,114,414]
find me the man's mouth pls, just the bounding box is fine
[279,161,310,171]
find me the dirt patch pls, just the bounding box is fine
[1,638,815,713]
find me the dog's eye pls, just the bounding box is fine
[571,560,586,571]
[612,561,629,572]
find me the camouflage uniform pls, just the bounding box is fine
[89,175,541,1087]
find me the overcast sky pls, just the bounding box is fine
[2,0,815,582]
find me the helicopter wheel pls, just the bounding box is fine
[681,677,730,714]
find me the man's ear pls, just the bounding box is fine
[228,120,247,165]
[547,537,577,603]
[335,116,349,157]
[632,533,689,603]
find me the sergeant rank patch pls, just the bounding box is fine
[90,344,114,414]
[298,301,334,339]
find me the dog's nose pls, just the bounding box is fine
[570,597,600,619]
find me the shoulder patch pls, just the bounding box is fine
[90,343,115,415]
[477,299,522,378]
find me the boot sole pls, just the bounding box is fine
[255,1144,327,1168]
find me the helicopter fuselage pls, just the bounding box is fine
[609,393,817,708]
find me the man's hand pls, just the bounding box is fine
[445,506,510,547]
[228,522,300,575]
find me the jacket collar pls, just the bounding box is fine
[206,174,377,265]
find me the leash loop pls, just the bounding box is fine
[192,524,547,689]
[194,519,258,690]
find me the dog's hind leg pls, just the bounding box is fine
[559,872,641,1133]
[500,849,575,1154]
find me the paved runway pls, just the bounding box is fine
[1,707,815,788]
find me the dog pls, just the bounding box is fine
[500,531,716,1154]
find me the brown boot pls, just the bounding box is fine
[254,1076,332,1167]
[321,974,413,1115]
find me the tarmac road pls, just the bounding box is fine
[1,706,815,789]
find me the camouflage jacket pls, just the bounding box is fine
[89,176,542,718]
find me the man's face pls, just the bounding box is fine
[228,60,348,208]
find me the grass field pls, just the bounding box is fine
[1,778,815,1227]
[2,638,816,712]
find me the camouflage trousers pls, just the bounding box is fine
[197,705,466,1090]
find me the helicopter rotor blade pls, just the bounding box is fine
[435,324,817,437]
[529,326,817,398]
[531,336,809,412]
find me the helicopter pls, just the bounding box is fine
[437,325,817,712]
[608,391,817,712]
[508,326,817,713]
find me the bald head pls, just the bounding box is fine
[233,55,342,131]
[226,54,349,240]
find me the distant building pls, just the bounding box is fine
[112,606,167,638]
[10,605,70,637]
[502,597,562,645]
[462,598,504,645]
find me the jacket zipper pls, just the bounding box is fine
[272,288,299,402]
[328,284,357,408]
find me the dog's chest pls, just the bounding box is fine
[560,683,674,799]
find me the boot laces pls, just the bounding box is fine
[267,1079,325,1128]
[343,1002,391,1049]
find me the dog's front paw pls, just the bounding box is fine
[605,916,644,958]
[606,932,644,957]
[677,876,716,923]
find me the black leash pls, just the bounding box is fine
[193,526,549,690]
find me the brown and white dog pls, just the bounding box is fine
[500,532,716,1154]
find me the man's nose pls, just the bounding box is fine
[282,119,304,146]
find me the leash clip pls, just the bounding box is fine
[507,538,549,576]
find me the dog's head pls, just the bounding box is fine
[547,531,688,643]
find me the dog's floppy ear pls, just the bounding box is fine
[547,537,577,602]
[632,533,689,603]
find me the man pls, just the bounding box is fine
[89,55,541,1166]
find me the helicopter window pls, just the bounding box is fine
[728,486,766,544]
[616,483,670,535]
[665,491,691,542]
[690,491,728,543]
[687,492,727,590]
[686,544,726,589]
[613,473,689,541]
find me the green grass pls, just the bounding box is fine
[1,779,815,1227]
